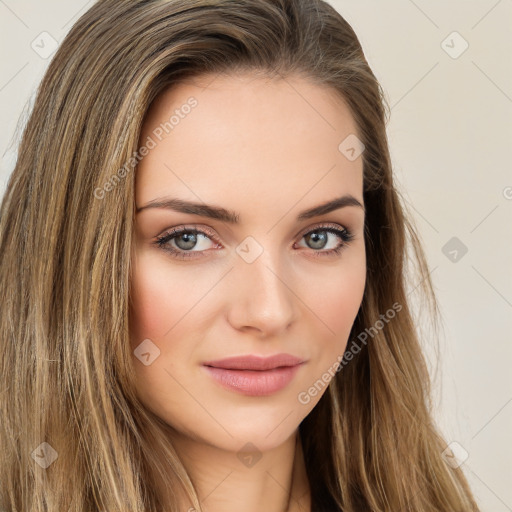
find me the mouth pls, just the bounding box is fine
[201,353,305,396]
[202,353,305,371]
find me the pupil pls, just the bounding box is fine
[308,231,327,249]
[176,232,197,250]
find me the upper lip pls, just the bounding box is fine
[203,353,305,371]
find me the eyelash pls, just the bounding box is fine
[153,223,355,261]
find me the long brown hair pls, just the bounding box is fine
[0,0,480,510]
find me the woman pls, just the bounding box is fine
[0,0,480,510]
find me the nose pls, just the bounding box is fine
[226,249,297,337]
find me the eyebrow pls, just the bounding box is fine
[136,194,364,222]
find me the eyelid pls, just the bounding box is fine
[156,224,220,244]
[295,221,348,239]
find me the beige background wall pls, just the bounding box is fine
[1,1,511,510]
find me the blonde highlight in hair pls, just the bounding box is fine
[0,0,479,510]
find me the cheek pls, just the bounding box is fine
[130,268,168,346]
[129,252,196,344]
[311,251,365,331]
[128,255,195,417]
[295,254,365,408]
[305,251,366,361]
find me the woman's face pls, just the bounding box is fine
[130,72,366,453]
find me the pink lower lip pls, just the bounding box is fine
[203,364,302,396]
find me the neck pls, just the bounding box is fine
[159,428,311,512]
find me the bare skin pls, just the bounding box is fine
[130,71,366,512]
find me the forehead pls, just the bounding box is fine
[135,72,363,221]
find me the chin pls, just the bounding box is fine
[167,403,312,453]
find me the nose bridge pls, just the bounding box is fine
[228,241,296,334]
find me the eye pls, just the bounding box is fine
[153,225,220,260]
[294,224,355,258]
[153,223,355,260]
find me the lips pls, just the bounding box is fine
[201,353,306,396]
[202,353,305,371]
